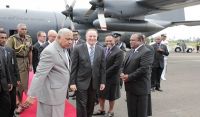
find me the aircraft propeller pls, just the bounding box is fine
[61,0,76,30]
[86,0,107,31]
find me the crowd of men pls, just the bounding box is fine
[0,23,169,117]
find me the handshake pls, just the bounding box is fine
[120,73,129,82]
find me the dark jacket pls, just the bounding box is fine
[70,43,106,90]
[0,47,12,92]
[151,43,169,68]
[105,45,124,84]
[4,46,20,86]
[122,45,152,95]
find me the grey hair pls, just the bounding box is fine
[17,23,27,29]
[48,30,57,36]
[58,28,72,36]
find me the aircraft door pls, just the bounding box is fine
[9,30,17,36]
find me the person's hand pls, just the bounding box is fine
[120,73,125,79]
[17,81,21,86]
[121,74,129,82]
[100,84,105,91]
[157,48,164,52]
[29,64,33,71]
[70,84,77,92]
[8,84,13,91]
[23,96,35,108]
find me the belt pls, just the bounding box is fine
[16,55,28,58]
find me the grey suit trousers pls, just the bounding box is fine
[37,102,65,117]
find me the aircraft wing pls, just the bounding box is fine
[137,0,200,11]
[171,20,200,26]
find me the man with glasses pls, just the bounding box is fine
[32,31,46,73]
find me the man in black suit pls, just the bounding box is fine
[142,35,155,116]
[151,36,169,91]
[120,33,152,117]
[0,31,20,117]
[32,31,46,73]
[0,31,13,117]
[39,30,57,53]
[68,30,85,99]
[70,29,106,117]
[94,34,124,117]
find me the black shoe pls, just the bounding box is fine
[93,110,105,115]
[155,88,163,92]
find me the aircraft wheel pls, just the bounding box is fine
[175,47,181,53]
[187,48,192,53]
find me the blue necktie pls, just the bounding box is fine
[105,48,110,58]
[89,46,95,66]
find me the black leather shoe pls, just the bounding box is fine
[155,88,163,92]
[93,110,105,115]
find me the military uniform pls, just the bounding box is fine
[6,34,32,98]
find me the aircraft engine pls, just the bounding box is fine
[93,18,164,32]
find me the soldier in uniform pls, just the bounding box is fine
[6,23,33,113]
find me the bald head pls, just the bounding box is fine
[155,36,162,44]
[48,30,57,43]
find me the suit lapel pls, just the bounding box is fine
[83,44,91,64]
[55,41,70,70]
[125,45,144,66]
[106,46,115,61]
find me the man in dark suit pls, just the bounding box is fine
[0,31,13,117]
[120,33,152,117]
[73,30,85,46]
[0,31,20,117]
[94,34,124,117]
[68,30,85,99]
[39,30,57,53]
[70,29,106,117]
[151,36,169,91]
[32,31,46,73]
[142,35,155,116]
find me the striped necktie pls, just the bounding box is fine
[89,46,95,66]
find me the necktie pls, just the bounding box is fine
[89,46,95,66]
[105,48,110,57]
[3,47,7,60]
[63,49,70,68]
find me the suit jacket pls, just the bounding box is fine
[105,45,124,84]
[32,42,41,73]
[4,46,20,86]
[39,41,50,53]
[151,43,169,68]
[70,43,106,90]
[28,41,71,105]
[76,39,85,45]
[122,45,152,95]
[0,47,12,92]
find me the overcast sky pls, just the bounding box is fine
[1,0,200,40]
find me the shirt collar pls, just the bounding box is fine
[134,44,143,52]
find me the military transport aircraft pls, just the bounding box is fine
[1,0,200,45]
